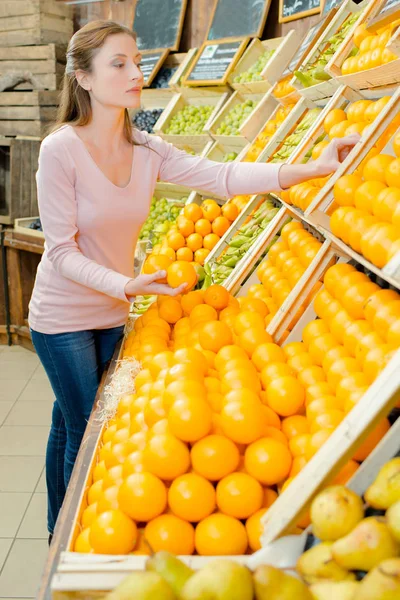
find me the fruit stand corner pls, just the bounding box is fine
[0,0,400,598]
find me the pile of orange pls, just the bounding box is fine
[342,22,400,75]
[280,96,393,212]
[146,198,238,268]
[273,75,296,99]
[248,220,324,328]
[74,260,398,556]
[330,127,400,268]
[244,104,295,162]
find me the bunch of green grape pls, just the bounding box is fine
[138,196,186,244]
[234,49,275,83]
[165,104,214,135]
[222,151,238,162]
[216,99,256,136]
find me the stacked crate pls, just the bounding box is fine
[0,0,73,224]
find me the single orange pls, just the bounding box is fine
[281,415,309,439]
[142,433,190,480]
[191,434,240,481]
[245,437,292,485]
[289,433,311,457]
[90,510,137,555]
[195,218,212,237]
[266,375,305,417]
[144,514,195,555]
[202,200,221,222]
[184,203,203,222]
[333,174,362,207]
[176,247,194,262]
[222,202,239,222]
[194,248,210,265]
[239,328,275,357]
[168,473,216,522]
[212,216,230,237]
[181,290,204,315]
[220,390,265,444]
[168,395,212,442]
[216,472,263,519]
[246,508,268,551]
[195,513,248,556]
[204,284,230,310]
[260,362,293,390]
[167,261,197,290]
[203,233,220,250]
[323,108,347,135]
[186,232,203,252]
[233,310,265,335]
[190,303,218,327]
[177,216,195,237]
[198,320,233,353]
[363,153,394,183]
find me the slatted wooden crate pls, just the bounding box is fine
[227,31,303,94]
[14,216,44,239]
[0,43,65,91]
[206,89,272,147]
[326,2,400,92]
[0,136,41,225]
[153,86,230,148]
[292,0,379,102]
[0,90,58,137]
[201,139,243,162]
[256,97,324,165]
[232,211,335,341]
[0,0,73,47]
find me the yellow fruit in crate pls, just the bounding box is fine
[323,109,347,135]
[118,472,167,521]
[184,203,202,222]
[363,153,394,183]
[346,121,368,135]
[216,472,263,519]
[90,509,137,555]
[373,187,400,221]
[145,514,195,555]
[74,528,93,553]
[355,180,387,213]
[167,231,185,251]
[245,437,292,485]
[168,473,216,522]
[220,390,264,444]
[347,99,373,123]
[195,513,248,555]
[392,131,400,157]
[246,508,268,551]
[191,434,240,481]
[329,121,350,139]
[312,140,330,160]
[167,261,197,290]
[385,157,400,187]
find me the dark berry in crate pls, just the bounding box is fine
[28,218,42,231]
[150,66,178,89]
[132,108,164,133]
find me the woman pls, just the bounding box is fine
[28,20,359,541]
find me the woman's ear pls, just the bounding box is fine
[75,70,91,91]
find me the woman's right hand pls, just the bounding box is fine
[124,271,188,300]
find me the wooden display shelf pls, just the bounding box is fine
[206,89,271,146]
[256,97,324,165]
[0,90,58,138]
[0,136,41,225]
[0,0,73,47]
[0,43,65,91]
[185,190,227,207]
[201,139,243,162]
[293,0,379,102]
[153,86,230,147]
[227,31,303,94]
[14,216,44,240]
[326,3,400,93]
[168,48,199,90]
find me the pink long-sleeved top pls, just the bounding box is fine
[28,125,282,334]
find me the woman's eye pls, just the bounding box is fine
[114,63,124,68]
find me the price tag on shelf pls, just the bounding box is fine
[183,39,248,86]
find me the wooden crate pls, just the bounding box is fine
[303,88,400,286]
[206,89,271,147]
[185,190,227,207]
[227,31,303,94]
[0,90,58,138]
[0,43,65,91]
[0,136,40,225]
[153,86,230,147]
[293,0,379,102]
[14,216,44,239]
[201,139,244,162]
[326,3,400,92]
[0,0,73,47]
[256,97,324,165]
[168,48,199,90]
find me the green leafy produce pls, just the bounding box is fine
[216,99,257,136]
[203,199,279,288]
[233,49,275,83]
[294,12,360,88]
[270,108,322,163]
[165,105,214,135]
[138,196,186,245]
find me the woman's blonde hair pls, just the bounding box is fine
[54,20,137,142]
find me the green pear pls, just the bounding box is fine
[354,558,400,599]
[310,581,360,600]
[103,571,176,600]
[253,564,313,599]
[146,551,193,596]
[311,486,364,542]
[332,518,399,571]
[180,559,253,600]
[297,542,355,584]
[386,501,400,543]
[364,459,400,510]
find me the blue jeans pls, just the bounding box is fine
[30,326,124,534]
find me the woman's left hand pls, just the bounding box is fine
[314,133,361,177]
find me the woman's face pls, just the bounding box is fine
[80,33,143,110]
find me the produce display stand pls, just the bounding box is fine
[292,0,380,101]
[201,139,244,162]
[326,0,400,92]
[227,31,303,94]
[153,86,231,148]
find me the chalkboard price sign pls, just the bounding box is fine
[369,0,400,30]
[207,0,271,41]
[141,49,170,87]
[183,39,248,86]
[133,0,187,51]
[279,0,322,23]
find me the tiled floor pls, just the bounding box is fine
[0,344,51,599]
